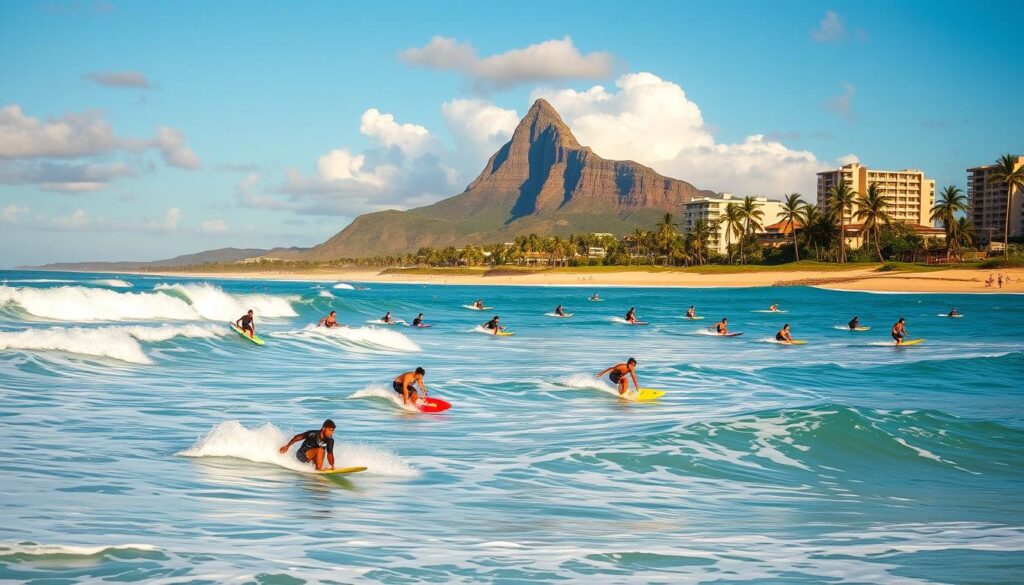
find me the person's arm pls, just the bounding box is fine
[278,432,305,453]
[418,378,428,399]
[401,379,411,405]
[596,366,613,378]
[630,368,639,391]
[326,438,335,470]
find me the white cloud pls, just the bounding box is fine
[531,72,837,196]
[142,207,181,233]
[401,36,613,91]
[1,204,29,222]
[827,82,857,122]
[811,11,847,42]
[0,105,200,189]
[84,71,153,89]
[199,219,229,234]
[359,109,441,159]
[441,98,518,159]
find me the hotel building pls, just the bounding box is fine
[817,163,935,226]
[681,193,784,255]
[968,156,1024,243]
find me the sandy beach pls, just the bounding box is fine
[122,266,1024,293]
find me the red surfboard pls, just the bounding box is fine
[417,397,451,413]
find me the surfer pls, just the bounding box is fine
[769,303,780,312]
[235,309,255,338]
[948,308,959,317]
[381,311,393,324]
[318,310,339,328]
[554,304,566,317]
[393,367,428,405]
[278,419,336,471]
[473,299,485,310]
[589,293,601,301]
[483,315,502,335]
[686,305,697,319]
[625,307,637,324]
[596,358,639,396]
[848,316,860,330]
[776,324,794,343]
[412,313,425,327]
[713,317,729,335]
[892,318,908,345]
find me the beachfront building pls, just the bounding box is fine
[681,193,785,255]
[968,156,1024,244]
[817,163,936,226]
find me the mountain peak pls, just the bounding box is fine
[515,98,580,149]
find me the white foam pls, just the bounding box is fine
[0,324,221,364]
[544,312,573,318]
[154,283,297,321]
[89,279,132,288]
[365,319,407,326]
[332,282,355,290]
[318,290,334,298]
[0,542,158,557]
[348,384,419,412]
[752,309,787,313]
[462,304,490,310]
[177,421,418,477]
[4,278,75,283]
[558,373,619,397]
[287,324,420,353]
[0,284,198,321]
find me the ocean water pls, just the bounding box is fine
[1,270,1022,584]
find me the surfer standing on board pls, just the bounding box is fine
[596,358,639,396]
[279,419,335,471]
[318,310,339,328]
[713,317,729,335]
[235,309,255,338]
[892,318,908,344]
[625,307,638,323]
[393,367,428,405]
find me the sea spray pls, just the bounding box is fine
[153,283,297,321]
[0,324,223,364]
[177,421,418,476]
[349,383,420,412]
[0,285,198,321]
[283,324,420,353]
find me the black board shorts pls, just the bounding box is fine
[296,449,310,463]
[609,371,622,384]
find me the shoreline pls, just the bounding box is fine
[25,265,1023,293]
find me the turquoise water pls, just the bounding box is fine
[1,270,1022,584]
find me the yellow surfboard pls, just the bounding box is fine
[230,323,265,346]
[319,466,368,475]
[897,339,925,346]
[627,388,665,402]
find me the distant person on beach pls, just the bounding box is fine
[473,299,485,309]
[849,316,860,330]
[393,367,427,405]
[892,318,908,344]
[776,324,794,343]
[948,308,959,317]
[596,357,639,396]
[554,304,566,317]
[769,304,780,312]
[483,315,502,335]
[686,305,697,319]
[412,313,425,327]
[235,309,255,338]
[625,307,638,323]
[713,317,729,335]
[985,274,994,287]
[279,419,335,471]
[998,274,1004,288]
[318,310,339,328]
[381,311,393,324]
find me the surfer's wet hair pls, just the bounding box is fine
[415,367,425,375]
[627,357,637,365]
[322,419,336,429]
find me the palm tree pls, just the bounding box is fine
[988,154,1024,257]
[780,193,806,261]
[688,218,713,265]
[737,196,765,264]
[854,183,891,262]
[930,185,969,261]
[722,203,744,264]
[957,216,976,250]
[655,213,680,265]
[828,182,857,263]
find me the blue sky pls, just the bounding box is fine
[1,0,1021,267]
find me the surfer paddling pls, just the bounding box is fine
[712,317,729,335]
[596,358,639,396]
[625,307,638,324]
[318,310,340,328]
[279,419,336,471]
[235,309,255,339]
[411,313,425,327]
[482,315,503,335]
[393,367,428,406]
[589,293,601,301]
[948,308,960,317]
[776,324,794,344]
[892,318,908,345]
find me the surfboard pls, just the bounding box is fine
[463,305,493,310]
[229,323,264,346]
[319,466,368,475]
[850,326,871,331]
[897,339,925,346]
[417,397,451,413]
[407,324,433,328]
[625,321,649,326]
[496,331,515,337]
[548,313,573,318]
[784,340,807,345]
[721,332,744,337]
[683,316,705,320]
[628,388,665,401]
